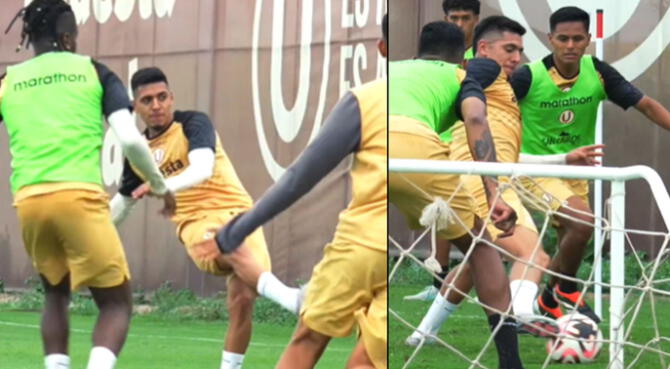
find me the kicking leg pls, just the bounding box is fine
[450,217,523,369]
[275,319,331,369]
[345,340,375,369]
[218,246,301,314]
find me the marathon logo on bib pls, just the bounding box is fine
[539,96,592,109]
[559,110,575,125]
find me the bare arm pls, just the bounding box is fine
[635,96,670,131]
[460,96,499,204]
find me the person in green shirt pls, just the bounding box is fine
[390,21,525,369]
[0,1,174,368]
[404,0,483,304]
[510,6,670,323]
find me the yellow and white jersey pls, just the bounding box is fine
[120,110,253,227]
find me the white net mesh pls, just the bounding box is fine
[389,165,670,369]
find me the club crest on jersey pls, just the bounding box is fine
[153,149,165,164]
[559,110,575,125]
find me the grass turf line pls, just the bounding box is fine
[390,285,670,369]
[0,310,355,368]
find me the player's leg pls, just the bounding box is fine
[450,218,524,369]
[405,262,472,346]
[54,190,133,369]
[347,286,386,369]
[220,274,257,369]
[275,319,331,369]
[17,192,75,369]
[403,238,450,302]
[183,217,302,314]
[544,195,599,321]
[498,226,550,317]
[346,340,376,369]
[41,274,71,369]
[88,281,133,355]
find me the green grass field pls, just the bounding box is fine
[0,309,356,368]
[390,284,670,369]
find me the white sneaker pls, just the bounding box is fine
[403,285,439,301]
[405,331,437,347]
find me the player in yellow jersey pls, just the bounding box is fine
[193,19,388,369]
[390,21,526,369]
[110,68,301,369]
[405,16,561,346]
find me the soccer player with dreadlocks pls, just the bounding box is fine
[0,1,175,368]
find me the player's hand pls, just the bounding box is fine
[566,144,605,166]
[131,183,151,199]
[489,198,517,238]
[192,229,223,262]
[158,191,177,217]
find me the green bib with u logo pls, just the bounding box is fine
[520,55,606,155]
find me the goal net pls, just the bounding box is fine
[389,159,670,369]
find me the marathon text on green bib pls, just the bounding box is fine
[389,59,461,134]
[1,52,104,193]
[520,55,606,155]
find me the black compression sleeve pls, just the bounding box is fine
[174,111,216,151]
[118,159,145,196]
[215,91,363,253]
[593,57,644,110]
[510,65,532,101]
[93,60,132,117]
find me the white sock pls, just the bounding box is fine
[510,279,539,316]
[413,292,458,336]
[86,346,117,369]
[220,351,245,369]
[45,353,70,369]
[256,271,301,314]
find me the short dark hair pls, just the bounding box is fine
[131,67,169,94]
[472,15,526,55]
[10,0,76,49]
[382,13,388,42]
[550,6,589,33]
[418,21,465,62]
[442,0,480,16]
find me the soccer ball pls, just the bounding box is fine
[546,313,603,364]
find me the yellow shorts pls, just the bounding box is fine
[16,189,130,291]
[301,242,386,365]
[179,210,271,276]
[519,177,590,212]
[460,175,537,240]
[389,115,476,240]
[355,286,387,369]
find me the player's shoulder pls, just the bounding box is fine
[465,58,501,89]
[350,78,386,103]
[174,110,212,125]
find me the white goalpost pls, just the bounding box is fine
[390,159,670,369]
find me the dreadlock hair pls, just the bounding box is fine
[5,0,75,52]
